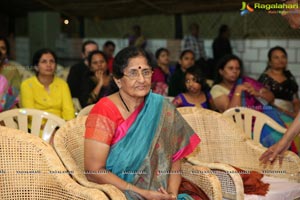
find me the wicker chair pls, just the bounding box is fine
[223,107,287,143]
[177,107,300,200]
[54,116,223,200]
[56,65,70,81]
[16,64,34,81]
[0,126,108,200]
[77,104,95,117]
[0,108,65,143]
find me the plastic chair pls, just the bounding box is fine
[0,126,108,200]
[0,108,65,143]
[72,98,82,116]
[223,107,287,143]
[54,116,223,200]
[178,107,300,200]
[13,63,34,81]
[77,104,95,117]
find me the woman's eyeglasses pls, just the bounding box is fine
[123,68,153,80]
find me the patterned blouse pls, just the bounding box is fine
[258,70,299,101]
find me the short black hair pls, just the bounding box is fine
[185,66,209,92]
[268,46,287,60]
[113,46,154,79]
[87,50,109,75]
[219,24,229,36]
[180,49,194,59]
[103,40,115,48]
[155,48,169,60]
[32,48,57,66]
[82,40,98,53]
[175,49,195,70]
[265,46,288,71]
[214,54,244,84]
[87,50,108,66]
[32,48,57,75]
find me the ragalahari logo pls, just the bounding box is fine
[240,1,254,15]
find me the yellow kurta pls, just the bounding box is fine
[21,76,75,120]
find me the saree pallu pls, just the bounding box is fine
[105,92,201,199]
[1,62,22,91]
[230,77,299,155]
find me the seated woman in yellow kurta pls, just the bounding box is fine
[20,48,75,120]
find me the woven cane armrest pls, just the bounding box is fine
[54,116,126,200]
[0,126,108,200]
[181,161,222,200]
[77,104,94,117]
[54,116,221,200]
[237,139,300,182]
[178,107,300,200]
[187,158,244,200]
[178,107,300,182]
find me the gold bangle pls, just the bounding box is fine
[234,92,241,96]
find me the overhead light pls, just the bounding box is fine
[63,19,69,25]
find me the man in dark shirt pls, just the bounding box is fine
[212,24,232,63]
[67,40,98,98]
[102,41,115,73]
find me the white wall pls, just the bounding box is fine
[15,37,30,66]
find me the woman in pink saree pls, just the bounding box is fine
[84,47,206,200]
[211,54,298,155]
[0,52,18,112]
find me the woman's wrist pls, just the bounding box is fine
[281,133,294,145]
[125,183,133,191]
[234,92,241,97]
[234,87,243,95]
[233,88,242,97]
[168,191,177,199]
[127,184,147,198]
[138,188,150,198]
[97,81,103,88]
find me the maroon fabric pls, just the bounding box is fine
[232,166,269,195]
[178,177,209,200]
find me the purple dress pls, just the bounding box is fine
[173,93,211,108]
